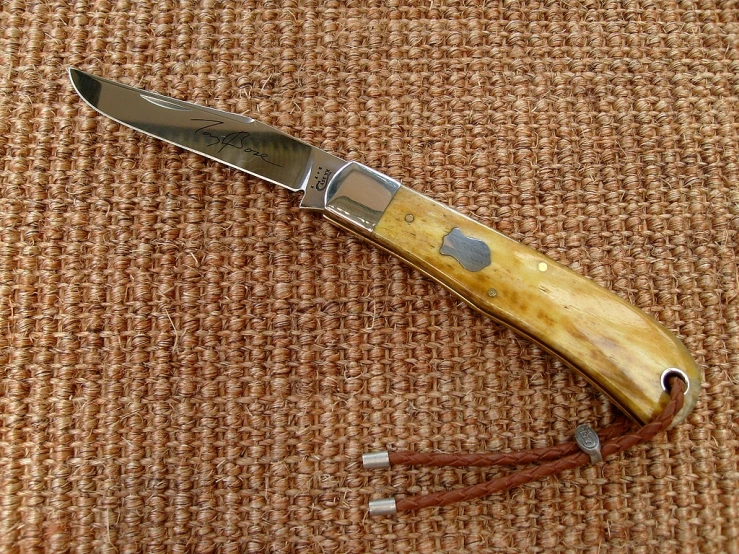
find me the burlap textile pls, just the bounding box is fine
[1,2,737,552]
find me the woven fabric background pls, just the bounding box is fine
[1,1,737,552]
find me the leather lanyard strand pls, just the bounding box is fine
[365,377,686,515]
[388,419,630,468]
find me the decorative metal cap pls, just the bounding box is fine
[368,497,397,516]
[575,424,603,464]
[362,450,390,469]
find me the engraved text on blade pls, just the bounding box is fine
[192,119,282,167]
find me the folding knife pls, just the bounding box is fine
[69,68,700,426]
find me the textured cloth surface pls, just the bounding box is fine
[1,1,737,553]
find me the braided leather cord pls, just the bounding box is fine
[393,378,686,512]
[389,419,630,467]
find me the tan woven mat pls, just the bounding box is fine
[1,1,737,552]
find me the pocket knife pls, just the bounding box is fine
[69,68,700,426]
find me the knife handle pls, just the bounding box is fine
[324,163,700,426]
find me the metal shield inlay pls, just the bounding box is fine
[440,228,491,272]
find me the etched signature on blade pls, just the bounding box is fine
[192,119,282,167]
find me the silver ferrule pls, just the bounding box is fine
[362,450,391,469]
[368,497,397,517]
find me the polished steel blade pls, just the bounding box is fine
[69,68,346,209]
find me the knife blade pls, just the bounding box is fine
[69,68,700,426]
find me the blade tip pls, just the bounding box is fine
[68,67,88,99]
[68,67,82,87]
[67,67,103,109]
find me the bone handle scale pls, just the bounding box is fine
[322,162,700,426]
